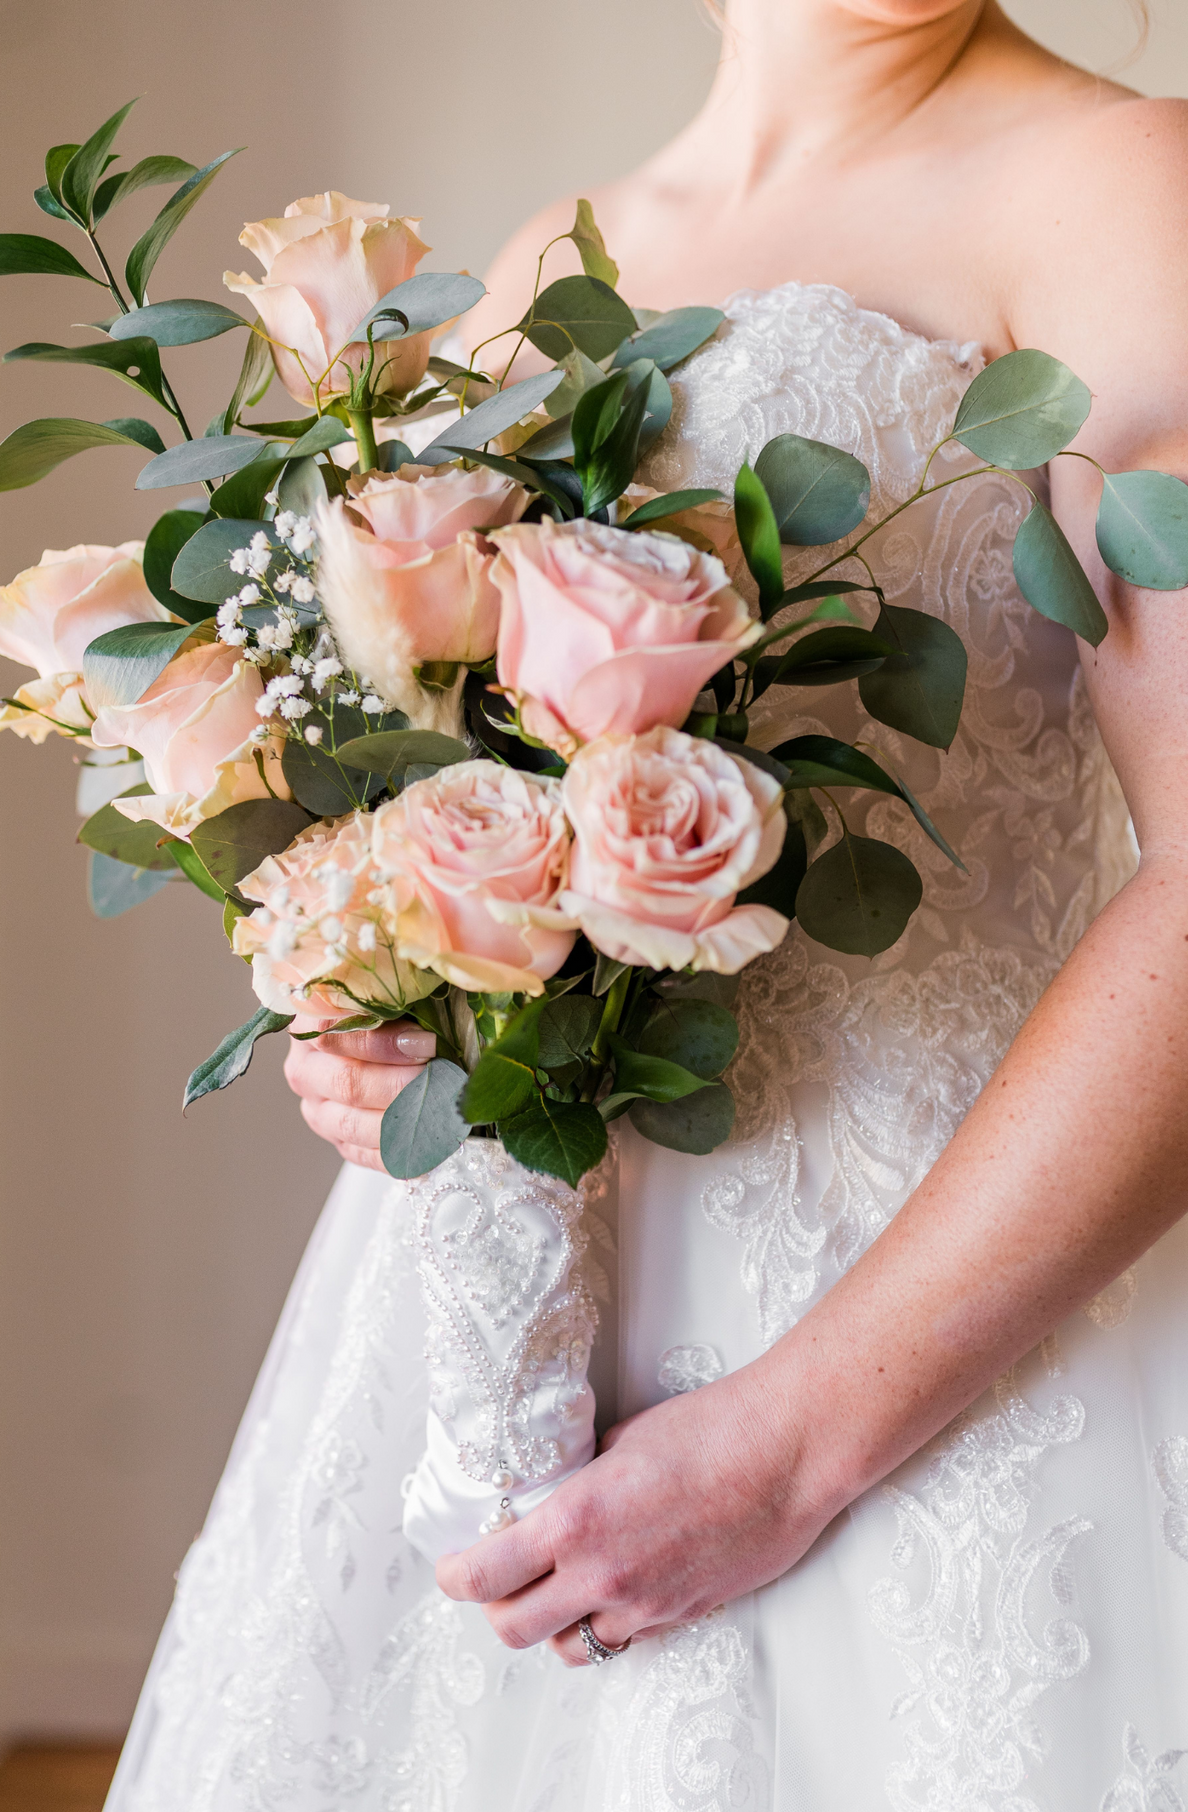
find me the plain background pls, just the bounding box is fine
[0,0,1184,1746]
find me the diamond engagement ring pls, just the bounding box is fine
[578,1618,631,1664]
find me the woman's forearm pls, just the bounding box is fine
[763,850,1188,1515]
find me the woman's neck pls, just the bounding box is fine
[695,0,1006,185]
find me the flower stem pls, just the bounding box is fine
[347,408,379,477]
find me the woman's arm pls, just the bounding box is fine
[434,101,1188,1665]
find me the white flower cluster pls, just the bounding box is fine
[218,518,318,653]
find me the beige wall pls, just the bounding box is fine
[0,0,1182,1746]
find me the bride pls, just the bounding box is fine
[108,2,1188,1807]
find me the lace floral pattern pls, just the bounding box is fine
[1100,1727,1187,1812]
[1151,1437,1188,1564]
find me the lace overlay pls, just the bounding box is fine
[109,281,1181,1812]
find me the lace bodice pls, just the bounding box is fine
[636,280,1138,1346]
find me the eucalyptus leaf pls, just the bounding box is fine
[4,336,168,408]
[183,1006,294,1109]
[92,155,198,222]
[628,1083,735,1155]
[208,444,289,520]
[794,833,923,956]
[1013,503,1108,645]
[109,298,246,347]
[0,415,152,492]
[754,434,871,546]
[734,462,786,612]
[375,438,416,474]
[126,149,242,307]
[754,625,892,692]
[858,604,968,750]
[521,275,638,364]
[88,850,173,918]
[281,731,382,817]
[137,433,270,490]
[610,305,724,373]
[636,997,739,1079]
[380,1059,469,1177]
[170,838,225,902]
[544,347,607,418]
[415,370,563,464]
[190,799,314,893]
[568,198,619,287]
[952,349,1091,469]
[348,271,486,344]
[500,1098,608,1186]
[288,416,354,458]
[170,517,283,604]
[82,621,195,710]
[335,729,469,776]
[637,363,673,455]
[142,507,206,620]
[0,233,101,283]
[276,456,329,516]
[768,733,902,797]
[78,783,179,870]
[1096,469,1188,591]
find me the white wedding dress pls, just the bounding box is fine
[107,282,1188,1812]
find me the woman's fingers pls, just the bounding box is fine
[315,1021,436,1064]
[435,1514,556,1609]
[285,1042,428,1113]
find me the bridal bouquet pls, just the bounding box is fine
[4,98,1187,1198]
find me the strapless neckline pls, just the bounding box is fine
[713,275,985,376]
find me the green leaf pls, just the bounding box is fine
[735,808,807,914]
[416,369,563,464]
[375,438,416,475]
[734,462,785,612]
[608,1035,709,1103]
[1013,503,1108,646]
[521,275,638,365]
[288,416,353,458]
[568,198,619,288]
[82,621,195,710]
[892,771,967,872]
[43,143,80,211]
[0,417,152,492]
[637,364,673,455]
[88,850,173,918]
[170,837,225,902]
[335,729,469,776]
[276,456,329,516]
[208,444,289,520]
[1096,469,1188,591]
[348,271,486,343]
[754,434,871,546]
[543,346,608,419]
[433,445,576,518]
[92,155,199,222]
[782,580,872,606]
[222,323,272,434]
[183,1006,294,1109]
[136,432,268,490]
[0,233,102,283]
[281,733,380,817]
[170,518,283,605]
[611,305,724,373]
[500,1097,608,1186]
[380,1058,469,1178]
[635,997,739,1078]
[952,349,1091,469]
[573,365,651,516]
[769,732,901,796]
[619,487,724,529]
[4,335,168,408]
[628,1082,735,1155]
[537,995,603,1071]
[125,149,242,307]
[78,783,179,870]
[594,953,629,997]
[143,508,207,620]
[109,298,246,347]
[461,997,548,1123]
[60,99,137,223]
[34,186,75,225]
[101,416,166,455]
[753,625,892,692]
[858,604,968,751]
[190,799,314,894]
[794,833,923,956]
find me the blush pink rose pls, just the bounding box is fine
[90,640,289,837]
[234,813,439,1021]
[225,192,432,408]
[490,518,758,759]
[559,727,789,973]
[0,542,170,744]
[314,464,528,732]
[370,760,576,996]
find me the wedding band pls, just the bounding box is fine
[578,1617,631,1664]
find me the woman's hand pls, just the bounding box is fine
[283,1017,437,1171]
[435,1357,844,1667]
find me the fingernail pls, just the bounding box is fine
[395,1031,436,1060]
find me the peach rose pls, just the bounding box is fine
[370,760,576,996]
[617,485,743,574]
[234,813,439,1021]
[225,192,432,408]
[90,640,289,838]
[0,542,170,744]
[490,518,758,759]
[559,727,789,973]
[315,463,527,732]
